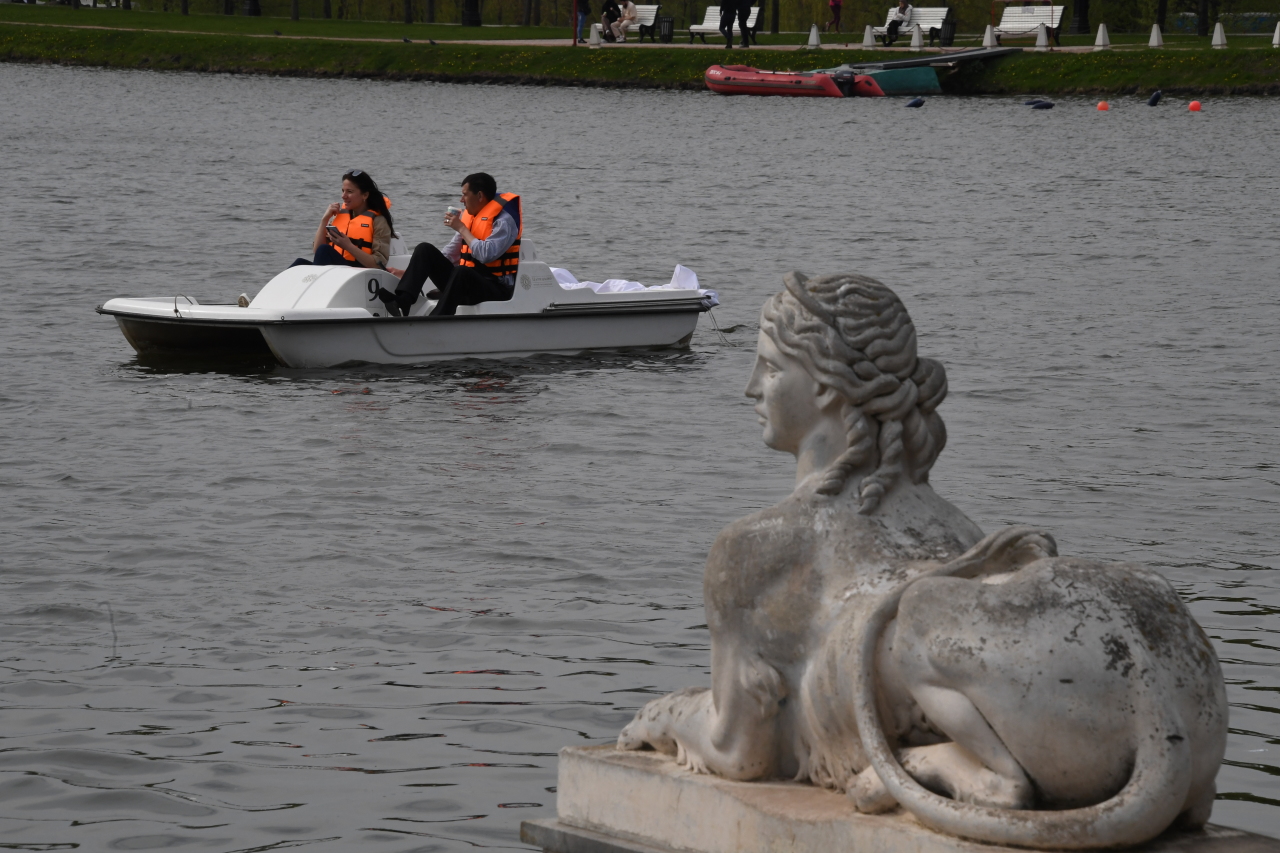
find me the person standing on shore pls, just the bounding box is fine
[824,0,842,33]
[576,0,591,42]
[719,0,752,48]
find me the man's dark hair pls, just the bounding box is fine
[462,172,497,202]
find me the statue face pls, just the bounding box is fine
[745,331,825,456]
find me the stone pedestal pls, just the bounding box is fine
[521,746,1280,853]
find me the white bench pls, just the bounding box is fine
[689,5,761,44]
[871,6,952,46]
[994,4,1065,44]
[611,4,662,41]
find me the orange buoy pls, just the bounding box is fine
[1189,100,1202,111]
[1097,101,1110,111]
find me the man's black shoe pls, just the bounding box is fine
[373,287,403,317]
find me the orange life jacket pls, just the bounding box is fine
[458,193,522,279]
[329,208,380,263]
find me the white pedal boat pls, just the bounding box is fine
[97,245,717,368]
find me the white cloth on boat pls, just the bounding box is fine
[549,265,718,307]
[550,264,719,307]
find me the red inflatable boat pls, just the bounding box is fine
[704,65,885,98]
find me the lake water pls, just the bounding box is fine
[1,63,1277,851]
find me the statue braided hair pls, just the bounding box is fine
[759,272,948,514]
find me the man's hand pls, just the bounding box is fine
[445,212,476,246]
[387,267,405,278]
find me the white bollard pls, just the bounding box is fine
[1093,22,1111,51]
[1034,22,1049,51]
[1273,20,1279,47]
[1148,23,1163,47]
[1211,21,1227,48]
[589,22,602,46]
[863,23,877,48]
[983,23,997,48]
[910,23,923,50]
[808,23,822,48]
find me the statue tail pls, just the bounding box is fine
[851,526,1193,850]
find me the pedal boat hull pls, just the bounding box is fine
[97,261,712,369]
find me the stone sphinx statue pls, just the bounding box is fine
[617,272,1227,850]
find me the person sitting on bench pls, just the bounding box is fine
[884,0,912,44]
[378,173,522,318]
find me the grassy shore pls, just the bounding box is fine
[2,8,1278,94]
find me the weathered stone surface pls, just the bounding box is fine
[523,746,1279,853]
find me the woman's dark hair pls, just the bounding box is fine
[343,169,395,236]
[462,172,498,202]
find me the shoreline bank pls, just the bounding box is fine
[4,22,1279,95]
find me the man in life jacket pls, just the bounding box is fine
[378,172,521,317]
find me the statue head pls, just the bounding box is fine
[751,272,948,514]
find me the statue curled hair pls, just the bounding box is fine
[759,271,948,513]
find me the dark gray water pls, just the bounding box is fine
[1,63,1277,850]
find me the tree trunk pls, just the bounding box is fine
[522,0,531,25]
[1070,0,1089,34]
[425,0,433,21]
[461,0,481,25]
[532,0,541,25]
[769,0,778,33]
[182,0,189,13]
[293,0,300,18]
[1155,0,1167,29]
[1196,0,1208,35]
[404,0,412,23]
[323,0,331,16]
[123,0,131,10]
[224,0,235,15]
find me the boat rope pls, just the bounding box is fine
[708,309,730,346]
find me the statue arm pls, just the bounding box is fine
[617,641,785,780]
[618,526,789,780]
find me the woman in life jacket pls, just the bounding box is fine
[291,169,395,269]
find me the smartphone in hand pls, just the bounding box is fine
[326,225,342,240]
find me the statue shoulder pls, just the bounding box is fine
[712,497,818,560]
[704,496,820,596]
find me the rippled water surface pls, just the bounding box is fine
[1,63,1278,850]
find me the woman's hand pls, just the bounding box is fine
[323,202,341,222]
[329,231,358,255]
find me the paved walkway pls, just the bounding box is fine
[0,19,975,49]
[3,20,1222,52]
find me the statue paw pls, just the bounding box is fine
[849,766,899,814]
[617,698,679,755]
[957,769,1033,810]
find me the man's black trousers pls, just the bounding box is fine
[719,0,750,43]
[394,242,514,317]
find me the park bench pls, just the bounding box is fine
[871,6,953,46]
[635,4,663,41]
[603,4,662,42]
[689,5,762,44]
[993,3,1065,45]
